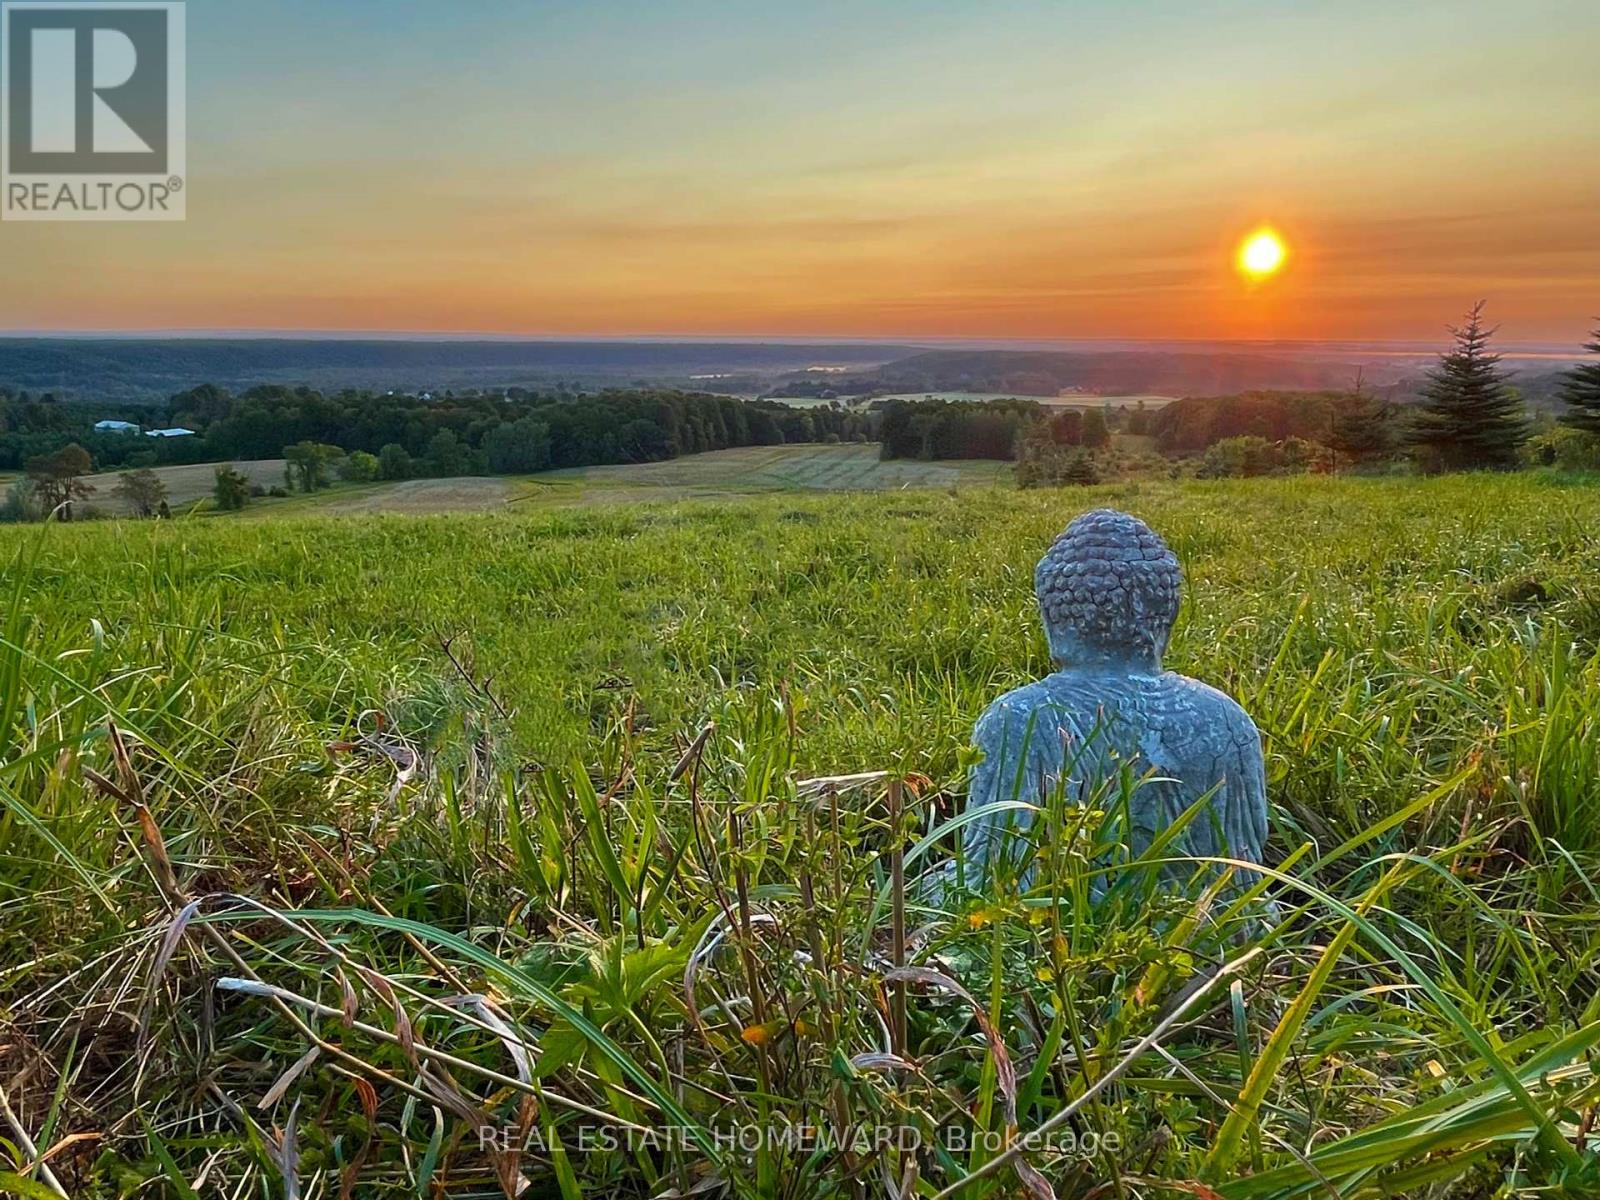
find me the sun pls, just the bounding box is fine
[1237,228,1287,279]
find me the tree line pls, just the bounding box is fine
[7,304,1600,517]
[1,386,870,520]
[876,397,1043,461]
[886,305,1600,483]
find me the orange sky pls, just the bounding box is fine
[3,1,1597,343]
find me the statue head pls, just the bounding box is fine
[1034,509,1182,673]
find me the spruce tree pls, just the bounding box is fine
[1328,375,1391,467]
[1559,323,1600,438]
[1062,449,1101,485]
[1407,301,1528,470]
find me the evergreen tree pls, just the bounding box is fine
[1062,449,1101,485]
[1328,375,1391,467]
[1559,323,1600,438]
[1406,301,1528,470]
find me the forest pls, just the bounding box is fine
[0,385,869,474]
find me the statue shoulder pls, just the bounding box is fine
[973,680,1064,746]
[1155,672,1260,737]
[976,680,1052,726]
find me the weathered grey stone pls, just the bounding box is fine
[964,508,1267,882]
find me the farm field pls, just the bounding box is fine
[527,442,1009,500]
[1057,392,1179,409]
[872,391,1179,409]
[3,472,1600,1196]
[225,443,1009,516]
[11,445,1006,522]
[77,457,289,514]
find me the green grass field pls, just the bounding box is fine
[67,445,1010,520]
[3,471,1600,1197]
[525,443,1009,503]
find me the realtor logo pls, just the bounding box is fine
[2,1,185,219]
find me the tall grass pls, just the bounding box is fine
[1,473,1598,1196]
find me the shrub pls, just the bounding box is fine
[1197,435,1332,479]
[340,450,382,482]
[0,477,38,523]
[212,465,251,511]
[1198,435,1279,478]
[1015,423,1103,487]
[1526,424,1600,471]
[1280,436,1333,474]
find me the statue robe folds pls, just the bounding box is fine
[966,670,1268,876]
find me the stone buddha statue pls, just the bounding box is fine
[964,509,1268,884]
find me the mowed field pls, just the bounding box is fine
[873,391,1179,409]
[3,472,1600,1196]
[77,458,288,514]
[231,443,1011,515]
[530,442,1008,500]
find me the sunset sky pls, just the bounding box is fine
[3,0,1597,342]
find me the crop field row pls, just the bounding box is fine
[45,445,1011,520]
[528,443,1009,500]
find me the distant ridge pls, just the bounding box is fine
[0,336,1575,407]
[0,338,920,402]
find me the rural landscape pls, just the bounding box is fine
[4,1,1600,1198]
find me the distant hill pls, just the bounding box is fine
[0,336,1575,412]
[862,349,1406,398]
[0,338,919,402]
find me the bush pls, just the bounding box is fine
[1526,424,1600,471]
[0,477,38,523]
[1197,435,1331,479]
[340,450,382,482]
[212,466,251,511]
[1280,436,1333,474]
[1015,423,1103,487]
[1062,449,1101,485]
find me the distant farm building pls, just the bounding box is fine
[93,419,141,434]
[144,427,197,438]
